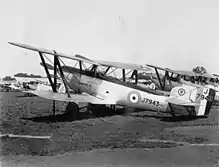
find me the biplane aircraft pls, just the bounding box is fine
[146,64,219,103]
[9,42,216,119]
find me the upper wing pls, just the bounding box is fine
[146,64,197,76]
[8,42,100,66]
[214,74,219,77]
[146,64,172,72]
[173,70,199,77]
[147,64,216,78]
[96,60,151,72]
[201,73,216,79]
[26,90,116,105]
[172,70,216,78]
[9,42,152,72]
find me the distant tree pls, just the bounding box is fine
[3,76,16,81]
[14,73,28,77]
[49,74,61,79]
[29,74,43,78]
[192,66,207,74]
[14,73,43,78]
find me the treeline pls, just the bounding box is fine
[2,73,44,81]
[2,76,16,81]
[14,73,43,78]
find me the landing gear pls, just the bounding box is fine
[110,105,116,112]
[185,107,196,117]
[168,103,176,117]
[88,104,115,117]
[65,102,80,120]
[88,104,104,117]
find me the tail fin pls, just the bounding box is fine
[194,87,215,116]
[169,85,215,116]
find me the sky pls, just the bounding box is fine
[1,0,219,77]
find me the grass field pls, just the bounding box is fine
[0,91,219,166]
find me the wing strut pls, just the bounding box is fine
[162,71,168,89]
[39,51,57,115]
[168,103,175,117]
[104,67,110,75]
[53,53,58,115]
[54,54,57,92]
[55,55,71,98]
[155,68,164,90]
[39,52,56,91]
[135,70,138,84]
[122,69,125,82]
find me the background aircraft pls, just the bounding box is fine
[145,64,219,103]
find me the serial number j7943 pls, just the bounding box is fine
[141,98,159,106]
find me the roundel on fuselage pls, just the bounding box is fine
[178,88,186,96]
[127,91,142,104]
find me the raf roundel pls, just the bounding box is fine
[178,88,185,96]
[127,91,142,104]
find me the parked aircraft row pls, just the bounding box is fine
[8,42,218,120]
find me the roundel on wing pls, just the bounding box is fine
[178,88,185,96]
[127,91,142,104]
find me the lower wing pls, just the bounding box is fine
[25,90,116,105]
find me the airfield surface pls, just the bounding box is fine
[0,92,219,167]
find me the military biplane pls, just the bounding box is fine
[146,64,219,103]
[9,42,216,119]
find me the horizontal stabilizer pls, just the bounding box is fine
[166,98,202,106]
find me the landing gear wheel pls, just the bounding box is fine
[110,105,116,112]
[89,104,103,117]
[89,104,113,117]
[65,102,80,121]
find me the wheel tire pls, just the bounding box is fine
[65,102,80,120]
[89,104,101,117]
[89,104,107,117]
[90,104,116,117]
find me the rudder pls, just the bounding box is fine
[194,87,215,116]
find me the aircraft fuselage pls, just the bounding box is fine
[63,71,169,113]
[61,68,215,117]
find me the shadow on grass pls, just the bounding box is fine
[21,111,91,123]
[16,94,37,98]
[132,113,207,122]
[21,108,120,123]
[21,105,208,123]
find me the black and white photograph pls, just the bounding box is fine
[0,0,219,166]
